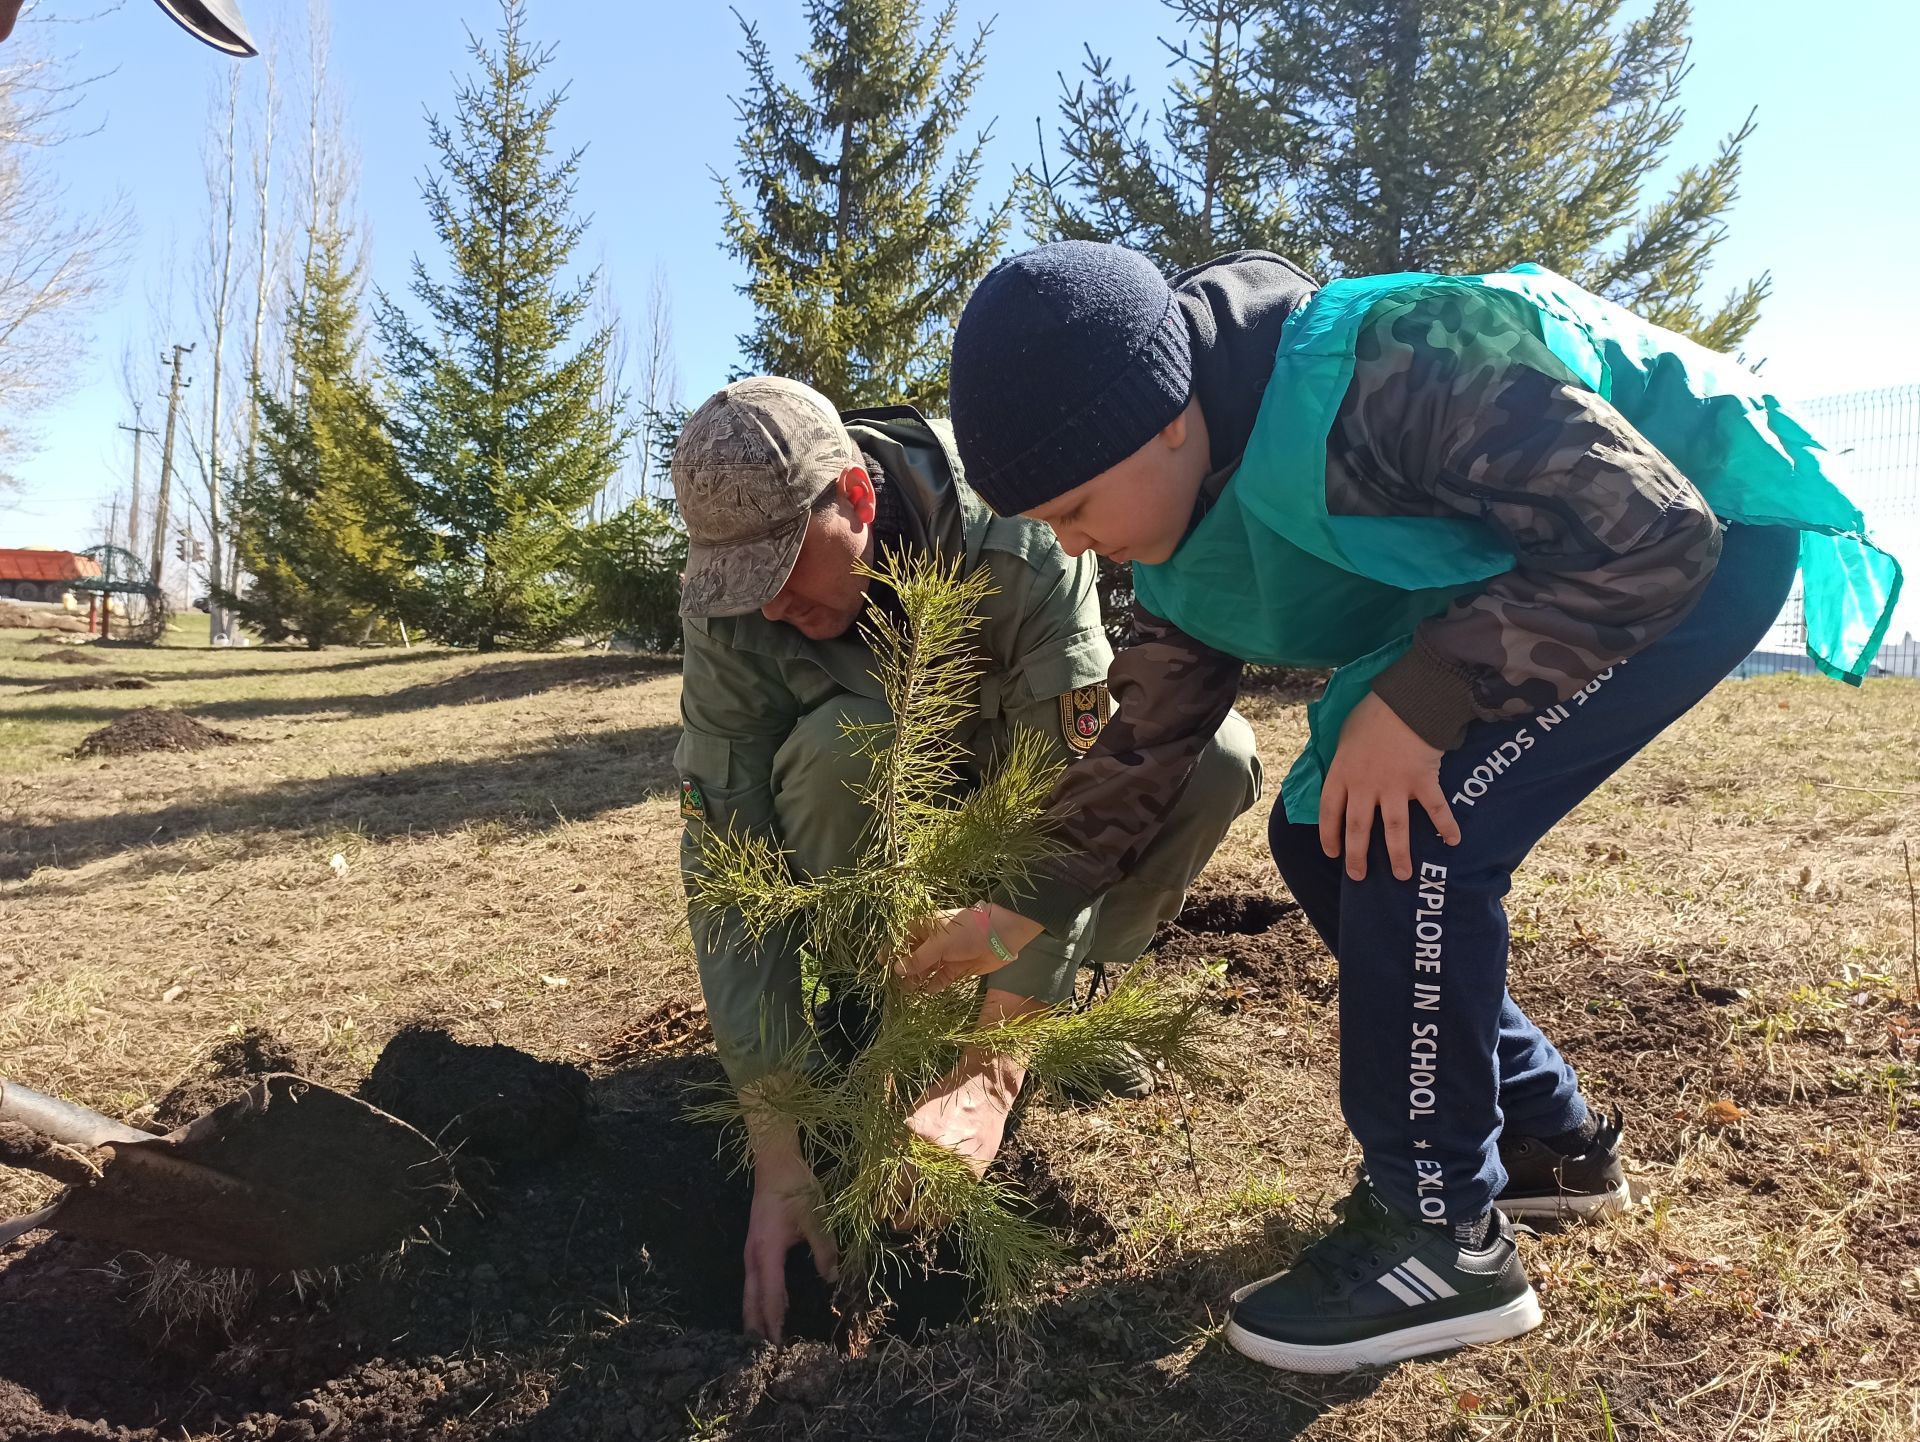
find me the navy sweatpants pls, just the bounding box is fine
[1268,522,1801,1229]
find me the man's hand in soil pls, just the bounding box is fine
[1319,691,1461,882]
[894,989,1042,1225]
[741,1089,838,1343]
[896,903,1046,993]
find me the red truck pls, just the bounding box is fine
[0,548,102,603]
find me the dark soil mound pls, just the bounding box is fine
[72,706,239,758]
[593,1057,1107,1348]
[0,1040,1111,1442]
[26,674,154,694]
[358,1026,593,1168]
[151,1027,317,1130]
[1171,891,1295,935]
[31,646,106,664]
[59,1074,455,1276]
[1153,886,1333,1007]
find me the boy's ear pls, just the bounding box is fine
[839,463,875,524]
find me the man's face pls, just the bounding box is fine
[758,490,875,640]
[1022,400,1211,566]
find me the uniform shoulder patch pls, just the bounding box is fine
[1060,684,1110,755]
[680,779,706,821]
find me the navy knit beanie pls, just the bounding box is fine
[949,241,1191,516]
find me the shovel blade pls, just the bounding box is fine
[33,1074,453,1271]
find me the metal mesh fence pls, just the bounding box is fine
[1735,382,1919,679]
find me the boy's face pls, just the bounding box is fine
[1022,400,1210,566]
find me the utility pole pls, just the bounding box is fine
[102,497,119,639]
[117,405,158,557]
[150,343,194,596]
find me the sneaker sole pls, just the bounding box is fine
[1496,1180,1631,1221]
[1224,1288,1544,1374]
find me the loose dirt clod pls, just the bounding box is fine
[48,1074,456,1273]
[151,1027,317,1130]
[72,706,239,758]
[0,1121,100,1186]
[26,675,155,694]
[357,1026,592,1167]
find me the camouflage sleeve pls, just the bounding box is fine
[996,602,1244,935]
[1334,286,1724,749]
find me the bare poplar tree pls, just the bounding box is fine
[294,0,348,386]
[198,66,243,639]
[635,262,679,502]
[0,19,130,496]
[590,263,630,520]
[234,28,282,607]
[117,339,161,554]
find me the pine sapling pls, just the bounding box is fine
[690,547,1216,1313]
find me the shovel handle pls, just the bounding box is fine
[0,1079,152,1150]
[0,1204,60,1251]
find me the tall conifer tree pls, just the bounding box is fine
[1266,0,1767,347]
[378,0,624,650]
[1020,1,1308,275]
[718,0,1012,410]
[1031,0,1767,349]
[225,217,410,647]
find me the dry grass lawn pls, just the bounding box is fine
[0,627,1915,1441]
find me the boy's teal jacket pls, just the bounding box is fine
[1132,265,1905,824]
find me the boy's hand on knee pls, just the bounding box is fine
[1320,693,1461,882]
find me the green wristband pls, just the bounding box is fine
[972,904,1016,963]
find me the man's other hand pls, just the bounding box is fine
[741,1105,838,1342]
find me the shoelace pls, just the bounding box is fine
[1589,1105,1625,1156]
[1301,1187,1416,1288]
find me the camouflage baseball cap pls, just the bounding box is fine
[672,377,858,617]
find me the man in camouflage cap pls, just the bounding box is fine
[672,376,1261,1342]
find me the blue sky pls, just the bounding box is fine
[6,0,1918,570]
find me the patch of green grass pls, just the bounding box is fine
[0,972,109,1047]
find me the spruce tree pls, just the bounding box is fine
[572,497,688,653]
[691,550,1214,1313]
[1020,1,1309,275]
[224,220,411,648]
[378,0,624,650]
[718,0,1011,410]
[1032,0,1768,349]
[1265,0,1767,347]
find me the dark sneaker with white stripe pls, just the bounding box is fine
[1496,1107,1629,1221]
[1225,1181,1541,1373]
